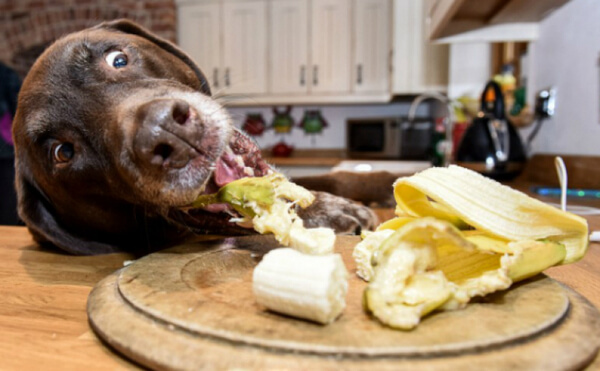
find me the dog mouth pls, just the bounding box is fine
[188,128,272,212]
[213,129,272,189]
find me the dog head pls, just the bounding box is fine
[13,20,270,254]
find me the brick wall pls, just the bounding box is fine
[0,0,176,79]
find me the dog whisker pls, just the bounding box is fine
[213,93,258,106]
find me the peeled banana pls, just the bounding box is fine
[252,248,348,324]
[355,165,589,330]
[192,173,335,255]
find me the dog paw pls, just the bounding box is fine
[296,191,378,234]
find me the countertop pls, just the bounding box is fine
[1,199,600,369]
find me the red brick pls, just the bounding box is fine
[2,0,176,73]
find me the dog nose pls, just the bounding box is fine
[171,100,191,125]
[133,99,198,169]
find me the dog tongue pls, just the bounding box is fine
[213,130,270,188]
[214,150,247,187]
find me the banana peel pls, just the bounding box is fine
[355,165,588,330]
[393,165,588,264]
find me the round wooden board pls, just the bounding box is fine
[88,235,600,370]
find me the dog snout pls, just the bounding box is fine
[133,99,201,169]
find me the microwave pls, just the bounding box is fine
[346,117,432,160]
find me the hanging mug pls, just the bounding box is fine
[272,106,294,134]
[300,110,328,134]
[242,113,266,136]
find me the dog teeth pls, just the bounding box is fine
[234,154,245,167]
[231,152,256,177]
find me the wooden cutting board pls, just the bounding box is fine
[88,235,600,370]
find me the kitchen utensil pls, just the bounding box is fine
[456,81,527,180]
[271,140,294,157]
[300,110,328,134]
[272,106,294,134]
[242,113,266,136]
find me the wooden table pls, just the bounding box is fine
[1,215,599,370]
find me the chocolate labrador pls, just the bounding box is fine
[12,20,377,255]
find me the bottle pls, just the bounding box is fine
[493,64,517,115]
[431,118,446,167]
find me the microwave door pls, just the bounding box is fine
[348,122,385,157]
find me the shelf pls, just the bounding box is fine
[216,93,392,107]
[428,0,571,43]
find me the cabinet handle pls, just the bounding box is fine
[225,68,231,87]
[313,65,318,86]
[213,68,219,89]
[357,64,363,85]
[300,65,306,86]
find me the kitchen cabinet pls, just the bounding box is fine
[392,0,449,94]
[310,0,352,94]
[178,0,268,95]
[353,0,391,93]
[270,0,388,97]
[177,0,399,104]
[177,1,221,90]
[222,0,268,94]
[269,0,308,94]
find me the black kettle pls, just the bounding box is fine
[456,81,527,180]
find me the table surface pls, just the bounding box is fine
[1,212,599,369]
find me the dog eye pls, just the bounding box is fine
[53,143,75,163]
[105,50,128,68]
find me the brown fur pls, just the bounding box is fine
[12,20,377,255]
[294,171,399,208]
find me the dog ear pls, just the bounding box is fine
[14,169,122,255]
[98,19,212,96]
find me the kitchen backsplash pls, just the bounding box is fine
[226,100,434,150]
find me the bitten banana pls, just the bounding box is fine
[252,248,348,324]
[191,173,335,255]
[354,165,588,330]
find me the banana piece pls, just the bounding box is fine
[354,165,587,330]
[192,173,335,255]
[352,229,394,281]
[362,218,567,329]
[252,248,348,324]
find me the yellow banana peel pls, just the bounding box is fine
[393,165,588,264]
[355,165,588,330]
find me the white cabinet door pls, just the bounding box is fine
[177,1,222,92]
[353,0,391,93]
[270,0,309,94]
[392,0,448,94]
[420,0,449,91]
[310,0,351,93]
[222,0,268,94]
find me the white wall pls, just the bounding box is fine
[525,0,600,155]
[447,42,491,99]
[225,102,432,150]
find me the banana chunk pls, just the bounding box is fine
[253,248,348,324]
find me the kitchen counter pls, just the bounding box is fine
[1,189,600,368]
